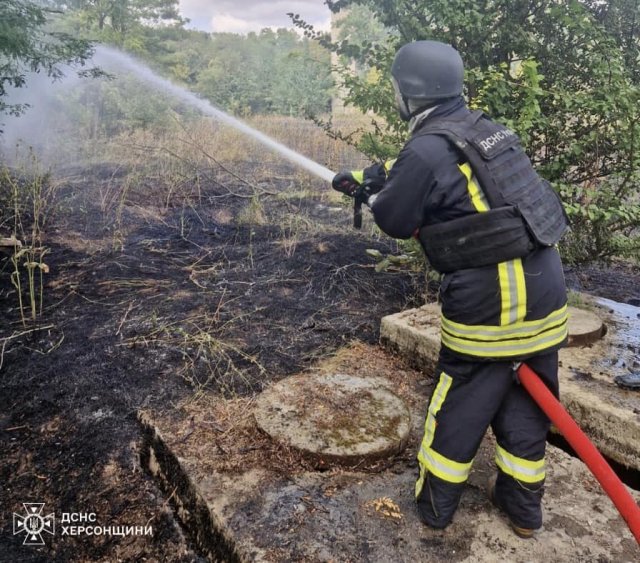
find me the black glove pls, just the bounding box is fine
[362,162,388,195]
[353,182,381,205]
[332,170,362,197]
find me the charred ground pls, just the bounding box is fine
[0,157,424,561]
[1,148,639,561]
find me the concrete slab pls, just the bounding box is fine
[566,306,606,347]
[139,344,639,562]
[254,373,411,467]
[380,297,640,472]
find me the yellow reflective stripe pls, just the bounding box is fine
[418,445,473,484]
[384,159,397,174]
[441,305,568,339]
[498,259,526,326]
[495,444,545,483]
[416,372,452,497]
[514,259,527,323]
[415,465,427,498]
[352,170,364,184]
[441,321,567,358]
[498,262,512,325]
[458,162,489,212]
[423,372,452,446]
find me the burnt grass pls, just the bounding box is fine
[1,160,639,562]
[0,161,424,561]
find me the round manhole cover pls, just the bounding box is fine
[254,373,411,467]
[567,306,606,347]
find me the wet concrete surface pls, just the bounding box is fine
[594,297,640,379]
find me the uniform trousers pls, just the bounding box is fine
[415,348,559,529]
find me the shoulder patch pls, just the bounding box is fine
[469,127,518,159]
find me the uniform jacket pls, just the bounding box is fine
[369,97,568,360]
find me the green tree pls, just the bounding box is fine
[333,4,391,68]
[49,1,333,118]
[586,0,640,81]
[186,29,331,117]
[295,0,640,262]
[269,42,333,116]
[0,0,96,118]
[51,0,184,50]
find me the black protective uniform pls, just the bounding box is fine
[366,96,568,530]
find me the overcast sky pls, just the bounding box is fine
[178,0,331,35]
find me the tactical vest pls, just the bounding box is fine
[416,111,568,273]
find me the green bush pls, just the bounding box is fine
[295,0,640,263]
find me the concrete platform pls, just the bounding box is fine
[139,343,639,562]
[380,298,640,473]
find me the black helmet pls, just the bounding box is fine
[391,40,464,120]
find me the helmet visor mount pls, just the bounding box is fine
[391,76,411,122]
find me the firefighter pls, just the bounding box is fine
[332,40,569,538]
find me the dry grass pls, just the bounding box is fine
[99,114,370,195]
[148,342,427,477]
[246,114,372,173]
[59,113,374,257]
[122,306,266,398]
[14,112,374,252]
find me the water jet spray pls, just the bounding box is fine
[94,46,336,183]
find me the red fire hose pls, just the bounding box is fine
[516,362,640,544]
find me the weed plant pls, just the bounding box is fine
[0,153,54,326]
